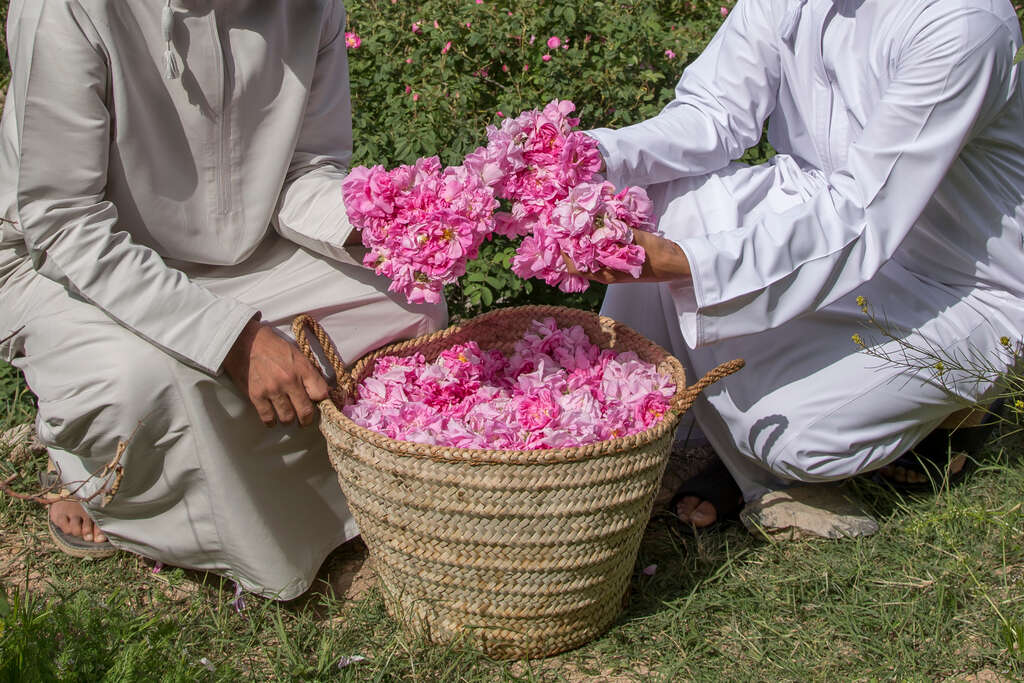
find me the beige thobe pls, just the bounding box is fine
[0,0,445,598]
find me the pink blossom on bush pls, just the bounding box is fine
[665,49,676,59]
[344,32,361,49]
[441,41,452,54]
[542,54,552,62]
[547,36,561,49]
[721,6,729,16]
[411,22,421,33]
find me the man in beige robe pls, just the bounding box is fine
[0,0,445,599]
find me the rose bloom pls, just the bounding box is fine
[547,36,561,49]
[344,32,361,49]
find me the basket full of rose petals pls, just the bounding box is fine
[293,306,743,659]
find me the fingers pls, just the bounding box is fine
[230,323,331,427]
[300,360,330,404]
[253,396,278,427]
[285,383,316,427]
[256,357,326,427]
[269,391,297,425]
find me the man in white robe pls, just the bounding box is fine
[584,0,1024,531]
[0,0,445,598]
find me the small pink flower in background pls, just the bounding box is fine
[465,22,471,28]
[412,93,420,101]
[441,41,452,54]
[406,58,413,63]
[720,6,729,16]
[405,85,412,93]
[344,32,361,49]
[665,49,676,59]
[411,22,421,33]
[542,54,551,62]
[434,19,440,28]
[502,64,509,72]
[643,564,658,576]
[523,64,530,72]
[547,36,561,49]
[496,111,504,117]
[529,34,536,45]
[476,0,483,3]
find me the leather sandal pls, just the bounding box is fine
[40,468,117,560]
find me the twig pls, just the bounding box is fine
[0,423,138,507]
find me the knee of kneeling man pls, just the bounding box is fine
[36,344,189,455]
[762,441,865,483]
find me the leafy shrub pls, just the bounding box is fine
[345,0,738,318]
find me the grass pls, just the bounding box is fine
[2,361,1023,681]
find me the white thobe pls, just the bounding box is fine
[0,0,445,598]
[588,0,1024,498]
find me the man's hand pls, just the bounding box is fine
[222,318,330,427]
[564,229,691,284]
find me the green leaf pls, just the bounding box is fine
[1015,46,1024,65]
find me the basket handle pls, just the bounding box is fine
[291,314,357,397]
[675,358,745,415]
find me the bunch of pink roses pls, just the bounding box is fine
[464,100,656,292]
[342,157,498,304]
[343,318,675,449]
[342,100,658,304]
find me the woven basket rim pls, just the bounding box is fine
[317,304,690,465]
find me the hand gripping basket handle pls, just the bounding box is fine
[674,357,746,415]
[291,314,357,397]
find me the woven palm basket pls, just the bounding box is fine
[293,305,742,659]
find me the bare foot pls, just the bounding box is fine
[49,499,107,544]
[675,496,719,528]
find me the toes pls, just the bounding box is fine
[48,501,107,543]
[675,496,719,528]
[675,495,702,522]
[690,501,718,527]
[82,518,96,543]
[65,511,85,540]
